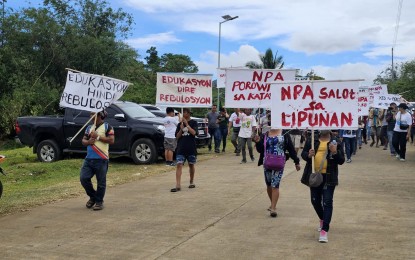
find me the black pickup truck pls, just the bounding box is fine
[15,101,165,164]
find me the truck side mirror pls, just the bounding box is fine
[114,114,126,121]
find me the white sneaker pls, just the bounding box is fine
[396,154,400,159]
[317,219,323,232]
[319,230,328,243]
[400,158,405,162]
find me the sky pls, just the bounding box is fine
[6,0,415,86]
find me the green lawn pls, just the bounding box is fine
[0,139,231,216]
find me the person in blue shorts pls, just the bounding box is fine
[171,108,199,192]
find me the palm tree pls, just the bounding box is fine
[245,48,284,69]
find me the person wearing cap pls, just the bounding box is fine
[385,102,398,156]
[80,110,115,210]
[392,103,412,161]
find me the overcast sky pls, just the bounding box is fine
[8,0,415,85]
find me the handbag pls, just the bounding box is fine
[399,114,409,130]
[308,149,328,187]
[263,135,285,171]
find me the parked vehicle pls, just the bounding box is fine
[15,101,165,164]
[140,104,210,148]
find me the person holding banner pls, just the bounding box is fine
[80,111,114,211]
[238,109,257,164]
[392,103,412,162]
[205,105,221,153]
[369,107,384,147]
[254,128,301,218]
[301,130,345,243]
[171,108,198,192]
[228,108,242,155]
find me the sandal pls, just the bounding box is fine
[188,184,196,189]
[170,187,181,192]
[270,210,277,218]
[86,199,95,209]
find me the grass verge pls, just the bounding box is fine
[0,143,222,216]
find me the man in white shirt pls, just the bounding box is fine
[238,108,257,163]
[163,107,179,166]
[228,108,242,156]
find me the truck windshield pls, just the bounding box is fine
[117,102,156,118]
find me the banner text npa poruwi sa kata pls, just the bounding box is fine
[156,72,212,108]
[224,68,296,108]
[271,80,361,130]
[60,71,130,112]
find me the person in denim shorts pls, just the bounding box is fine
[170,108,198,192]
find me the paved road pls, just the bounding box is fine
[0,143,414,259]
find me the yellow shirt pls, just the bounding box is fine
[314,141,328,174]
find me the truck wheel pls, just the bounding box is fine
[37,139,62,162]
[131,138,157,164]
[0,180,3,199]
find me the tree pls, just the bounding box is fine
[144,47,198,73]
[306,70,325,80]
[245,48,284,69]
[0,0,137,137]
[374,59,415,101]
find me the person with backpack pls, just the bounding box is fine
[80,110,114,211]
[254,127,301,218]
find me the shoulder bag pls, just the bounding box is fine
[263,135,285,171]
[308,149,328,187]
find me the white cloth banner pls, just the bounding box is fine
[372,94,402,109]
[224,68,296,108]
[216,69,226,89]
[60,71,130,112]
[367,84,388,107]
[271,80,361,130]
[358,86,369,116]
[156,73,212,108]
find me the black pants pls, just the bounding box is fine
[392,131,408,159]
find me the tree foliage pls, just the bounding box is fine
[373,59,415,101]
[245,48,284,69]
[0,1,197,138]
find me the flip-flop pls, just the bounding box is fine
[170,187,181,192]
[270,210,277,218]
[188,184,196,189]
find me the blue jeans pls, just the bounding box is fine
[357,128,363,147]
[343,137,356,160]
[310,176,336,232]
[387,130,396,154]
[218,127,228,151]
[80,159,109,203]
[208,127,220,151]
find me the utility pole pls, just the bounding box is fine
[392,47,395,80]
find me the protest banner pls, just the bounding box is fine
[224,68,296,108]
[271,80,361,130]
[366,84,388,107]
[358,86,369,116]
[217,69,226,89]
[60,70,130,112]
[156,72,212,108]
[373,94,402,109]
